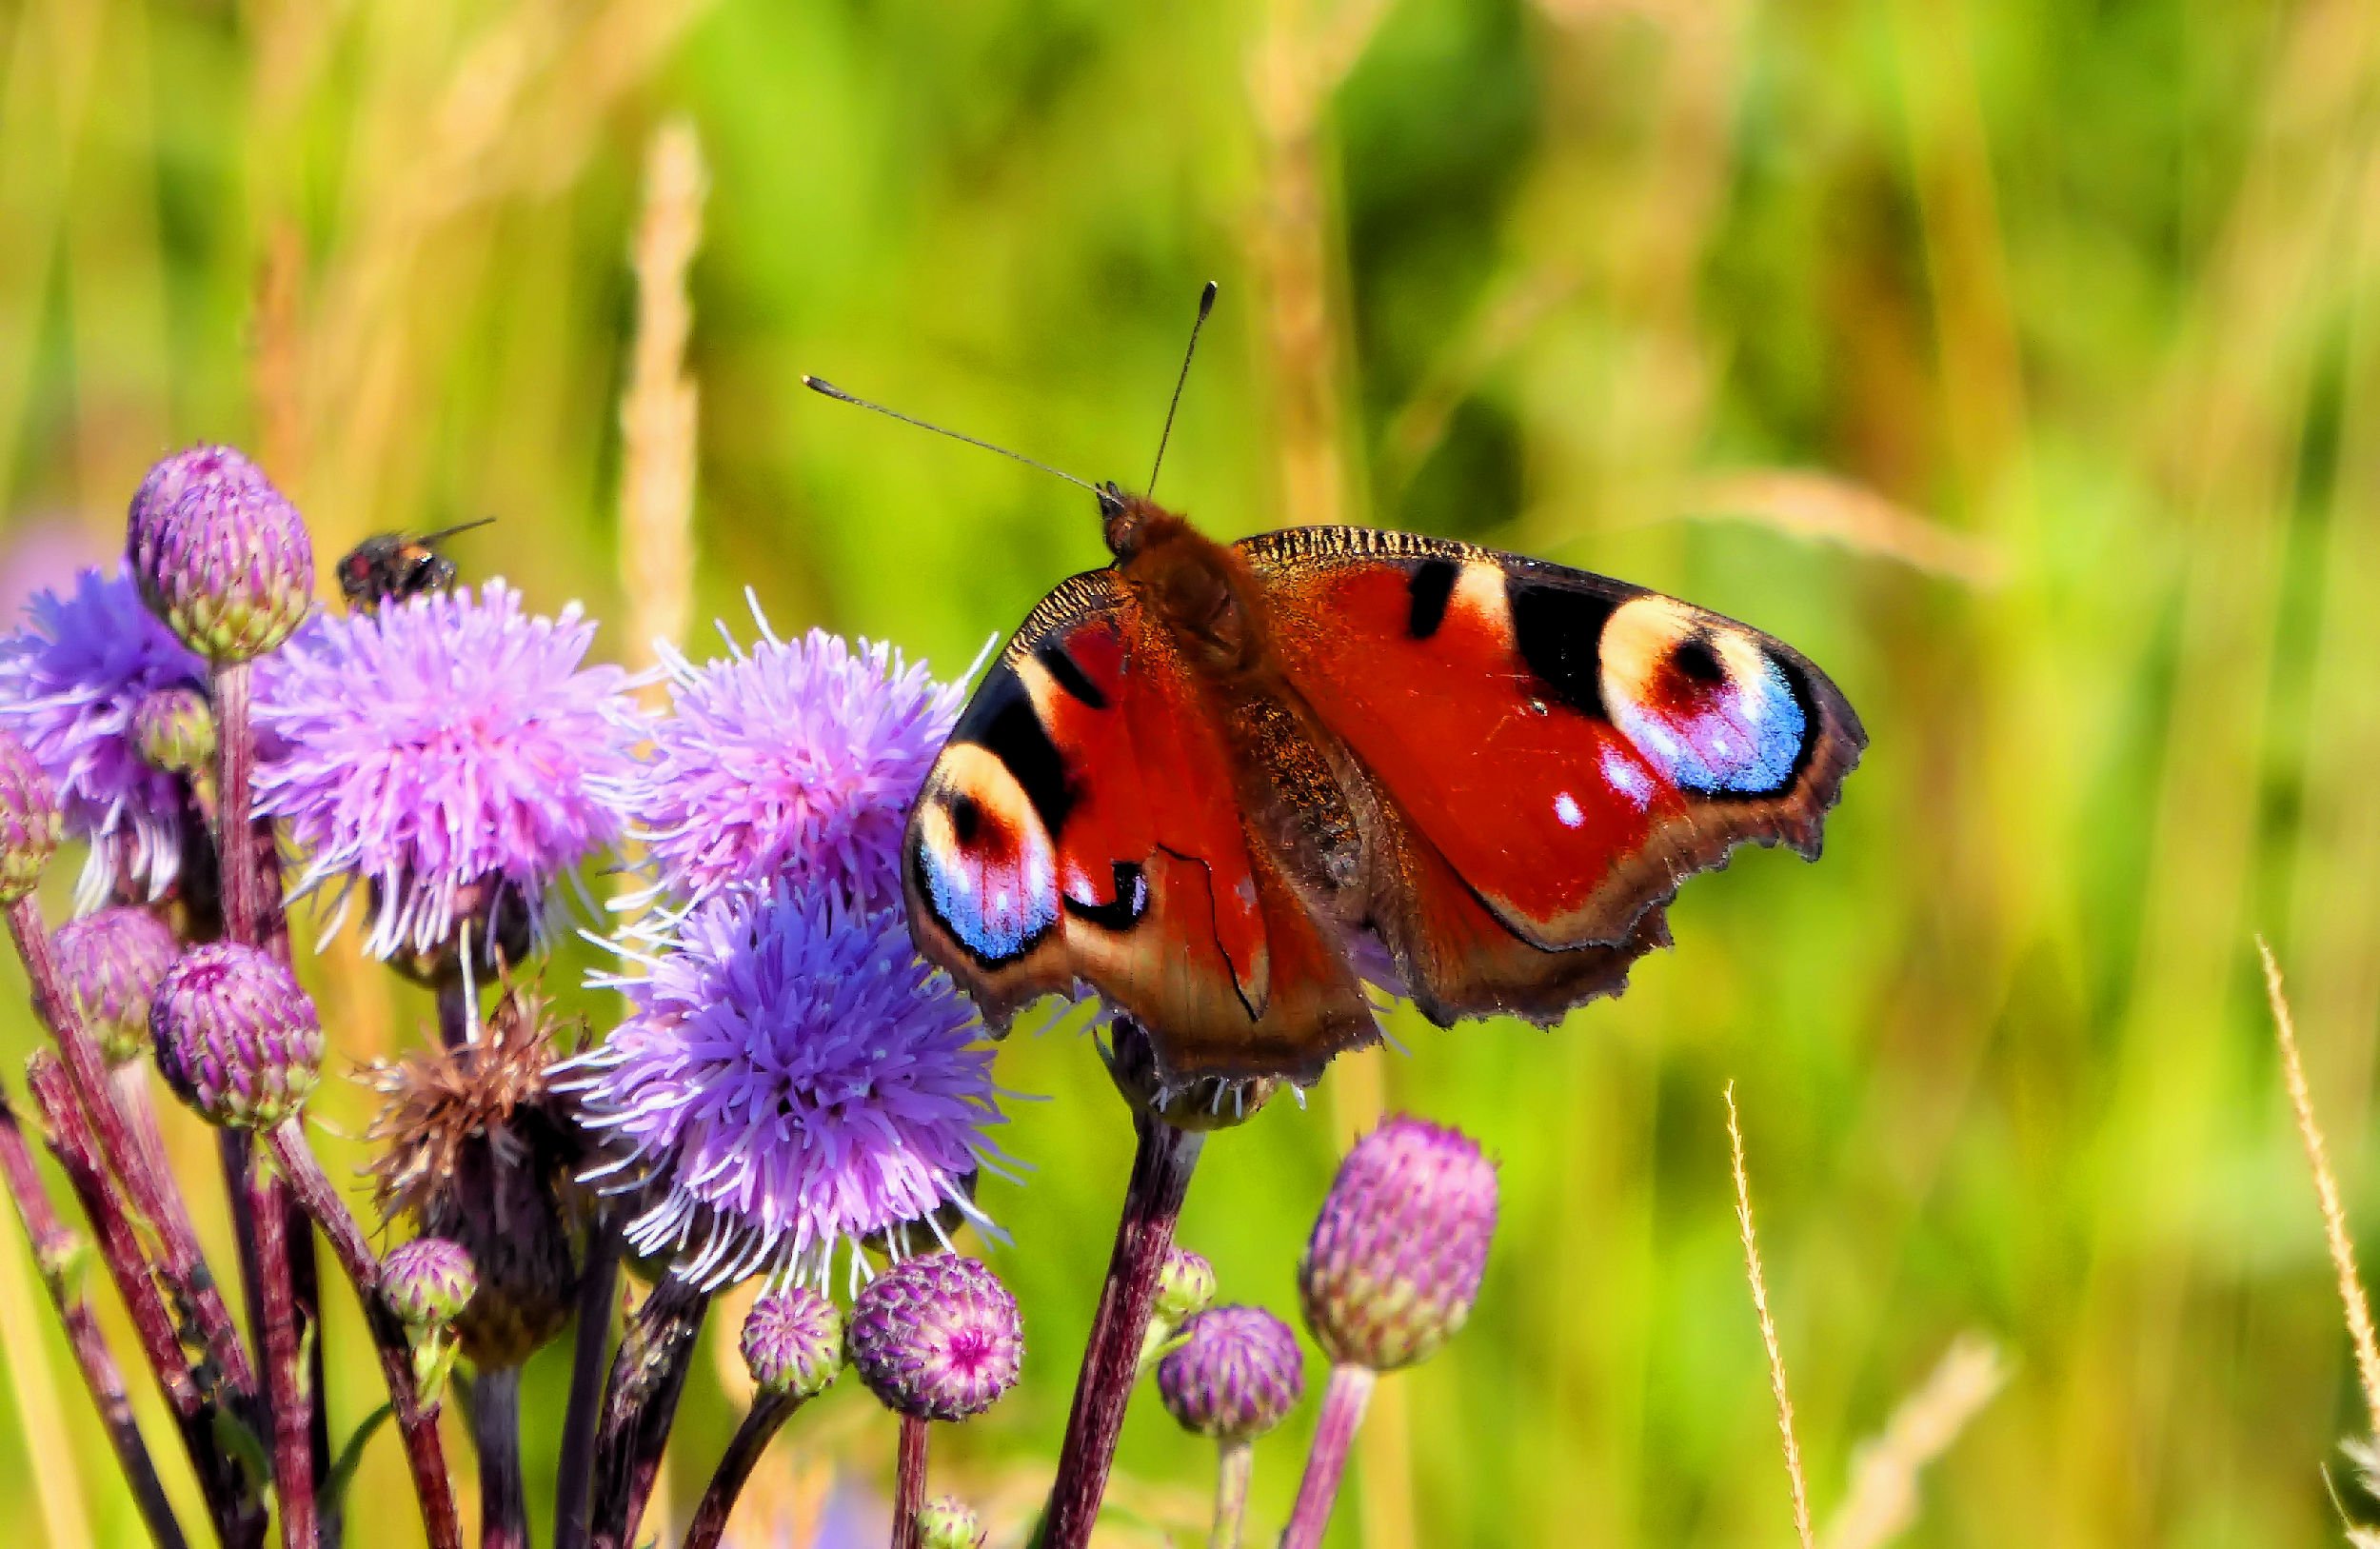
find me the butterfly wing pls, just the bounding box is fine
[1238,526,1864,1025]
[904,570,1376,1082]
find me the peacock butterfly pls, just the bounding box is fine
[813,298,1865,1086]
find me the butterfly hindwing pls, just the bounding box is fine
[1239,526,1864,1020]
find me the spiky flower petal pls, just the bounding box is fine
[1298,1116,1497,1371]
[52,906,180,1064]
[741,1287,844,1400]
[0,566,207,907]
[572,881,1001,1289]
[126,445,313,663]
[1158,1304,1306,1442]
[606,610,960,914]
[253,580,633,962]
[846,1254,1021,1422]
[383,1238,479,1329]
[150,943,323,1129]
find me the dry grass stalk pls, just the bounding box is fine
[2261,937,2380,1440]
[1680,470,2007,589]
[617,117,706,685]
[1728,1082,1815,1549]
[1821,1335,2006,1549]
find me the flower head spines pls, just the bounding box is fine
[609,614,961,913]
[126,446,314,663]
[741,1287,844,1400]
[572,881,1000,1289]
[383,1238,479,1330]
[1157,1304,1306,1442]
[52,906,180,1064]
[1298,1116,1497,1371]
[130,685,217,777]
[846,1254,1021,1422]
[916,1498,986,1549]
[253,580,634,963]
[0,566,206,906]
[149,943,323,1128]
[0,730,62,904]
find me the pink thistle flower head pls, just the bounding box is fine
[150,943,324,1130]
[847,1253,1021,1422]
[126,445,313,664]
[0,566,208,908]
[53,905,181,1065]
[0,728,61,906]
[1158,1304,1306,1442]
[382,1237,479,1330]
[741,1286,845,1400]
[571,880,1002,1290]
[608,603,962,914]
[916,1498,986,1549]
[1299,1114,1498,1371]
[254,580,634,963]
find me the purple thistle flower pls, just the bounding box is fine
[572,880,1002,1289]
[0,566,208,908]
[1299,1115,1498,1372]
[606,604,962,914]
[1158,1304,1307,1442]
[53,905,181,1065]
[150,942,324,1129]
[252,580,634,961]
[846,1253,1021,1422]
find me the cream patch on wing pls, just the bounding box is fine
[913,743,1061,964]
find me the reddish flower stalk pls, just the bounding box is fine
[586,1278,711,1549]
[1040,1113,1205,1548]
[679,1389,802,1549]
[552,1222,622,1549]
[1279,1365,1376,1549]
[248,1167,316,1549]
[27,1056,266,1546]
[893,1415,930,1549]
[265,1121,463,1549]
[5,895,254,1392]
[0,1095,187,1549]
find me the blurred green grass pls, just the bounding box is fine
[4,0,2380,1543]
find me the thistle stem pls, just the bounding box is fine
[5,896,254,1395]
[1279,1364,1376,1549]
[249,1168,316,1549]
[1209,1440,1252,1549]
[434,969,473,1051]
[209,661,267,945]
[266,1120,463,1549]
[470,1365,529,1549]
[0,1095,188,1549]
[1041,1113,1205,1548]
[893,1415,929,1549]
[554,1223,622,1549]
[586,1278,710,1549]
[27,1057,266,1546]
[679,1390,801,1549]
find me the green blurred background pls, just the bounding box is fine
[5,0,2380,1543]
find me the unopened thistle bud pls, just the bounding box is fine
[1158,1304,1306,1442]
[126,445,314,664]
[1298,1115,1497,1372]
[383,1237,479,1330]
[0,731,62,905]
[742,1287,844,1401]
[847,1254,1022,1422]
[149,943,323,1128]
[129,685,218,777]
[52,906,180,1064]
[1156,1245,1218,1324]
[916,1497,985,1549]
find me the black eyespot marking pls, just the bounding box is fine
[1672,635,1724,684]
[1512,581,1621,717]
[1036,641,1108,709]
[951,669,1076,836]
[1406,558,1459,640]
[1064,862,1148,932]
[948,792,982,845]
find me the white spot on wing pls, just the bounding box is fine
[1554,791,1584,828]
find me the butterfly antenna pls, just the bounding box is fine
[801,376,1099,495]
[1147,280,1218,497]
[417,516,497,544]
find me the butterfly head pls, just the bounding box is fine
[1099,482,1188,562]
